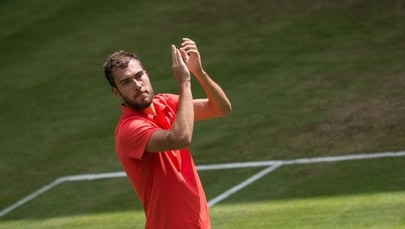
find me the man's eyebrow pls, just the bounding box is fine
[134,70,144,77]
[118,71,143,84]
[119,78,129,84]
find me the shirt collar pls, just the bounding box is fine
[120,98,166,119]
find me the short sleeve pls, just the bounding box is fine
[162,93,179,110]
[115,118,160,160]
[159,94,179,121]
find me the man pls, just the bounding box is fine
[103,38,231,229]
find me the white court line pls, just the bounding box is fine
[282,151,405,165]
[206,151,405,207]
[197,151,405,170]
[207,163,283,207]
[0,172,126,218]
[0,151,404,218]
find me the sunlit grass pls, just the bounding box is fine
[1,192,403,229]
[0,210,144,229]
[210,191,405,229]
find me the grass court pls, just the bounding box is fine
[1,0,404,228]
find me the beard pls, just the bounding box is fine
[121,89,154,111]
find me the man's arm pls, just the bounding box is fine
[180,38,232,121]
[193,71,232,121]
[146,45,194,153]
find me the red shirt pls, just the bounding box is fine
[115,93,210,229]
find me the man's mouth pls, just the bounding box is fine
[136,91,147,98]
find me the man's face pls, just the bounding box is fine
[112,59,154,111]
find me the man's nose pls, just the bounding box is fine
[132,79,142,90]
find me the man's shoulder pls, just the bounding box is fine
[154,93,179,108]
[154,93,178,102]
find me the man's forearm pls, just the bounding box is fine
[195,71,232,116]
[168,80,194,147]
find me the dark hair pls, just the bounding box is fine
[103,50,142,87]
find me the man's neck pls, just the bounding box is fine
[143,104,156,116]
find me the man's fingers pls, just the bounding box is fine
[171,45,177,64]
[172,45,188,67]
[180,38,199,57]
[181,44,197,50]
[181,44,199,58]
[172,45,183,64]
[180,48,189,62]
[181,40,195,46]
[181,38,196,49]
[181,41,196,49]
[182,37,193,43]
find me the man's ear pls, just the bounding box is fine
[111,87,122,99]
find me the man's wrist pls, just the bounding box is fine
[178,79,191,85]
[194,69,207,78]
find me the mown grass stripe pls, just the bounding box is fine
[1,151,404,218]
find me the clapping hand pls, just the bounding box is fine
[179,38,204,77]
[171,44,191,83]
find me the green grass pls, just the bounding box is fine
[0,158,404,228]
[1,192,404,229]
[1,0,405,228]
[0,211,144,229]
[210,192,405,229]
